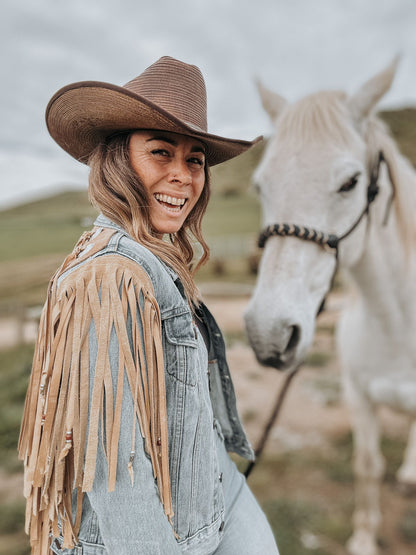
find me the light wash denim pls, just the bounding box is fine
[211,433,278,555]
[50,215,277,555]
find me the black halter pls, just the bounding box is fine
[257,151,392,313]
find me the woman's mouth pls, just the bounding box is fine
[154,193,187,213]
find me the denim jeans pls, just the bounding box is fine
[211,435,279,555]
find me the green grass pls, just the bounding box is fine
[262,497,351,555]
[210,139,265,195]
[246,429,412,553]
[0,190,96,263]
[306,375,342,407]
[0,535,30,555]
[399,508,416,543]
[0,500,26,535]
[380,109,416,166]
[0,344,34,471]
[246,450,354,554]
[263,498,330,555]
[0,347,33,555]
[202,191,261,238]
[381,435,408,483]
[305,351,332,368]
[313,431,408,485]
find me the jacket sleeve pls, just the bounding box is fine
[19,249,178,554]
[85,274,181,554]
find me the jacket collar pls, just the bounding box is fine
[94,214,180,283]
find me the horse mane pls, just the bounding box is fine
[365,115,416,252]
[278,90,356,147]
[277,90,416,251]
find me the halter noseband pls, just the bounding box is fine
[257,151,392,313]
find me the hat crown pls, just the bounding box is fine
[124,56,208,132]
[45,55,259,166]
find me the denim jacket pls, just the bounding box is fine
[47,214,253,555]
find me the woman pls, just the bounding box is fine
[19,56,279,555]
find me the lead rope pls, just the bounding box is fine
[244,364,300,478]
[246,151,393,478]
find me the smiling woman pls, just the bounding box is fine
[17,56,279,555]
[128,131,206,235]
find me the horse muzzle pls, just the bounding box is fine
[244,308,304,371]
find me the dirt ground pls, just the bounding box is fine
[205,289,415,555]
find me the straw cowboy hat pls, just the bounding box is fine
[46,56,262,166]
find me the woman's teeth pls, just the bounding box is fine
[154,193,186,212]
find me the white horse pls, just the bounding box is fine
[244,59,416,555]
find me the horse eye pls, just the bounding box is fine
[338,173,360,193]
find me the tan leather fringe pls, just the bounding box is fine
[18,228,173,553]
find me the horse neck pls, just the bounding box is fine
[345,142,416,331]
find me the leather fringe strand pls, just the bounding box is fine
[18,229,173,553]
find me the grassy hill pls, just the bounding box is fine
[380,108,416,164]
[0,108,415,312]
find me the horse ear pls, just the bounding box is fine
[348,56,400,121]
[256,79,287,122]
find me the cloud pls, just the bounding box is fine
[1,0,416,206]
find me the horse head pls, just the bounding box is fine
[245,58,399,371]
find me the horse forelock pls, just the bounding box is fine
[277,90,356,147]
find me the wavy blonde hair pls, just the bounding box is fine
[88,132,210,304]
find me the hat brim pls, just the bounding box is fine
[46,81,262,166]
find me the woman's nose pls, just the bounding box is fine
[168,158,191,184]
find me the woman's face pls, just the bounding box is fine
[129,130,206,235]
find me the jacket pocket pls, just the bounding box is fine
[163,311,198,386]
[50,537,107,554]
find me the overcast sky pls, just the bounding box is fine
[1,0,416,208]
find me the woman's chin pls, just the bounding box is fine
[151,210,189,235]
[151,218,185,235]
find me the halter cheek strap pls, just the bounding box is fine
[257,151,393,313]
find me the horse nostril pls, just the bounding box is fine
[255,324,301,370]
[287,325,300,353]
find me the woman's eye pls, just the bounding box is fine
[151,149,169,157]
[188,157,204,167]
[338,173,360,193]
